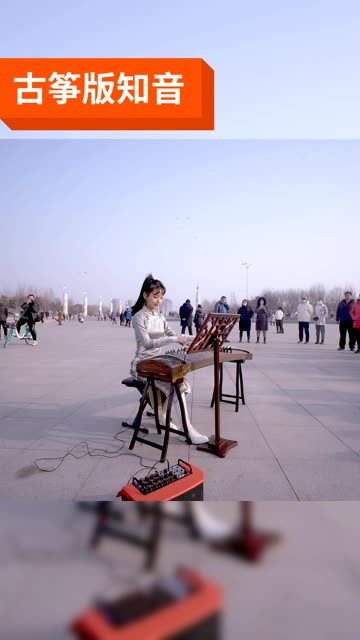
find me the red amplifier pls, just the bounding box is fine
[71,567,223,639]
[117,459,204,501]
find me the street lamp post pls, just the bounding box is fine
[63,287,69,319]
[81,271,87,317]
[242,262,252,299]
[81,271,87,296]
[195,284,201,307]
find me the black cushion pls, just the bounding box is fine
[121,377,145,393]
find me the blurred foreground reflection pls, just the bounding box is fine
[0,502,359,639]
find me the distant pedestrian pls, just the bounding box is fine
[214,296,229,314]
[237,299,253,343]
[255,297,269,343]
[336,291,355,351]
[179,299,193,335]
[297,296,314,344]
[0,301,8,339]
[214,296,230,341]
[350,294,360,353]
[194,304,206,334]
[275,307,284,333]
[125,308,132,327]
[314,299,328,344]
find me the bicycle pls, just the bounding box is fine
[3,322,33,348]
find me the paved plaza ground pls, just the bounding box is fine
[1,502,360,639]
[0,318,360,500]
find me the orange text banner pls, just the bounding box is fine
[0,58,214,130]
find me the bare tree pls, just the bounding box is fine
[201,298,216,313]
[308,283,326,303]
[87,304,98,316]
[70,304,83,315]
[326,286,344,316]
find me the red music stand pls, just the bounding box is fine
[187,313,239,458]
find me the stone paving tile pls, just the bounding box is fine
[7,402,84,420]
[247,402,322,427]
[0,417,58,450]
[281,453,360,500]
[0,448,100,500]
[258,424,356,459]
[299,403,360,425]
[188,453,297,500]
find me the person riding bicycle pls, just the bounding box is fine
[16,293,40,345]
[0,302,8,340]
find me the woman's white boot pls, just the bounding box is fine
[175,393,209,445]
[158,415,179,431]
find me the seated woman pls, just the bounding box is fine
[130,274,209,445]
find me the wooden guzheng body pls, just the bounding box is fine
[136,349,253,382]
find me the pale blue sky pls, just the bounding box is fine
[1,140,359,307]
[1,0,360,138]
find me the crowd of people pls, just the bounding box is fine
[1,288,360,354]
[0,296,95,344]
[176,291,360,352]
[97,308,133,326]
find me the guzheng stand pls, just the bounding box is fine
[210,502,281,562]
[210,349,246,412]
[197,333,238,458]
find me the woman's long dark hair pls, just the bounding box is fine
[256,297,267,307]
[131,274,166,316]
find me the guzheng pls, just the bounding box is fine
[136,349,253,383]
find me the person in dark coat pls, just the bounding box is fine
[255,297,269,344]
[16,294,40,344]
[0,302,8,339]
[237,299,254,343]
[194,304,206,334]
[336,291,355,351]
[179,299,193,335]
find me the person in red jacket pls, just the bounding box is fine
[350,295,360,353]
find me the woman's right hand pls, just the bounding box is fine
[178,335,189,346]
